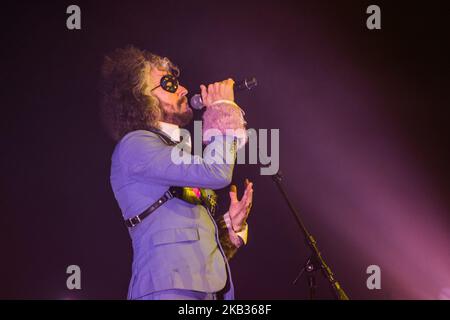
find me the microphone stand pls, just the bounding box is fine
[271,170,349,300]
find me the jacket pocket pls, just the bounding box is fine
[151,227,200,246]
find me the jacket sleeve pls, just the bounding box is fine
[119,101,246,189]
[118,130,237,190]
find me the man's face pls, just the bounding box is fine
[146,67,193,127]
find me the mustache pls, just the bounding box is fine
[177,96,188,108]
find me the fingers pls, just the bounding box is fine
[229,184,238,203]
[234,179,253,202]
[246,188,253,207]
[240,181,253,207]
[243,184,253,205]
[213,82,220,95]
[222,78,235,102]
[200,84,208,106]
[208,83,215,94]
[243,180,253,212]
[201,79,235,106]
[228,179,253,232]
[244,178,253,194]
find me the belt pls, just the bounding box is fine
[125,188,180,228]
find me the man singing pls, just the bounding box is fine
[100,46,253,300]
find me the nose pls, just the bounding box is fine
[177,84,188,97]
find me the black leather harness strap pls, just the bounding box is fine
[125,187,184,228]
[124,129,179,228]
[123,129,217,228]
[124,189,173,228]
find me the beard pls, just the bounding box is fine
[160,96,193,127]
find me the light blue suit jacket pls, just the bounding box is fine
[110,130,239,300]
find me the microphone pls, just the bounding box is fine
[190,77,258,110]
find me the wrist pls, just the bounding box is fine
[202,102,248,147]
[224,212,243,232]
[232,222,244,233]
[223,211,244,248]
[211,99,239,108]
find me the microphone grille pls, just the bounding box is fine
[190,94,204,110]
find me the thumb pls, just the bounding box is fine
[229,184,238,203]
[200,84,209,107]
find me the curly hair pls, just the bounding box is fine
[99,45,179,141]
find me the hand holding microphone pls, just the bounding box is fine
[191,77,257,110]
[199,78,236,109]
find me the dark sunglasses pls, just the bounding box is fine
[150,74,179,93]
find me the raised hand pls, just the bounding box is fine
[200,78,235,108]
[228,178,253,232]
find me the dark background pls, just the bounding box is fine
[0,0,449,299]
